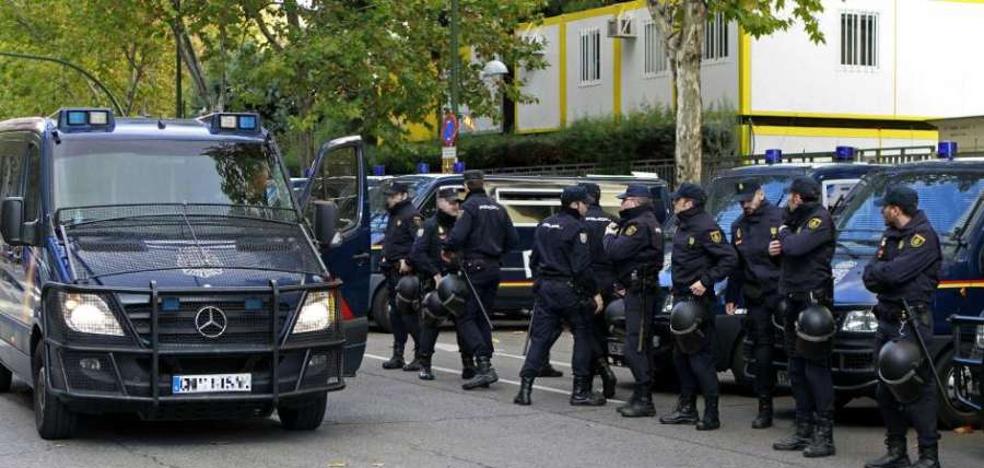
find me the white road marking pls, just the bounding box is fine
[434,341,572,368]
[364,353,626,405]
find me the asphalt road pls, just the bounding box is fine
[0,327,981,468]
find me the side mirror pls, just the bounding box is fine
[312,200,338,247]
[1,197,24,246]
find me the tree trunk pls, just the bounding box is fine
[672,2,706,184]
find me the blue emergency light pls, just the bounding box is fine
[417,162,430,174]
[203,112,262,134]
[373,165,386,176]
[54,108,115,132]
[764,149,782,164]
[938,141,957,160]
[834,146,856,161]
[453,161,466,173]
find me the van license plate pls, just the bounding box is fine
[608,342,624,356]
[172,373,252,394]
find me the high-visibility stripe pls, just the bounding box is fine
[500,281,533,288]
[938,280,984,289]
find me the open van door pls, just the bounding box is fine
[301,136,370,376]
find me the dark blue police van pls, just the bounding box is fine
[950,313,984,425]
[0,108,369,439]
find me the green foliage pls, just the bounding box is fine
[372,107,737,175]
[711,0,825,44]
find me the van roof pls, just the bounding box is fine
[0,116,267,143]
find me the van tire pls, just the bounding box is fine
[0,362,12,393]
[371,287,392,332]
[278,394,327,431]
[935,348,978,429]
[33,342,77,440]
[730,338,754,393]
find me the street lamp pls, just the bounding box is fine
[481,59,509,79]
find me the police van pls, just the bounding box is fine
[368,174,669,330]
[0,109,369,439]
[606,153,881,386]
[950,313,984,424]
[789,157,984,427]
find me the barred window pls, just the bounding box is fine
[841,12,878,68]
[703,13,729,61]
[579,28,602,84]
[643,22,667,76]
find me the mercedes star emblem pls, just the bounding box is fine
[194,306,228,338]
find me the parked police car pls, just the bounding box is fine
[368,173,669,331]
[0,109,368,439]
[950,313,984,425]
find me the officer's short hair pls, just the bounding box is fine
[466,179,484,192]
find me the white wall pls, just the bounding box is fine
[516,24,561,131]
[752,134,936,154]
[565,16,616,122]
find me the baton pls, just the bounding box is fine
[522,302,535,356]
[901,299,948,400]
[458,261,495,330]
[638,272,647,354]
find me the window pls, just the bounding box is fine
[308,145,361,233]
[703,13,729,61]
[841,11,878,68]
[494,187,562,226]
[579,28,601,84]
[643,22,667,76]
[23,142,41,222]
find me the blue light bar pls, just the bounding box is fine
[203,112,262,134]
[417,162,430,174]
[764,149,782,165]
[453,161,466,173]
[239,115,257,130]
[67,111,87,125]
[54,108,115,132]
[938,141,957,160]
[373,165,386,176]
[834,146,856,161]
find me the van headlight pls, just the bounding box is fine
[841,309,877,333]
[62,294,124,336]
[976,324,984,350]
[293,291,336,334]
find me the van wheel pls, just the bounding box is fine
[0,362,12,392]
[730,338,754,392]
[33,342,77,439]
[371,287,392,332]
[278,394,327,431]
[936,348,978,429]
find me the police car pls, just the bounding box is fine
[367,173,668,331]
[950,313,984,425]
[0,109,368,439]
[787,156,984,427]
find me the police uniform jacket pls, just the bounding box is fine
[530,208,595,294]
[862,210,941,307]
[382,199,420,265]
[725,202,784,302]
[603,204,664,285]
[778,201,834,295]
[444,189,519,261]
[410,211,458,278]
[582,204,616,278]
[671,206,738,296]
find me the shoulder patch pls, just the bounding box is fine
[688,236,695,247]
[807,217,823,230]
[710,230,723,243]
[735,227,742,240]
[416,228,424,238]
[911,233,926,248]
[624,225,638,236]
[579,232,588,244]
[413,215,423,227]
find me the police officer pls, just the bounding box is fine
[770,176,836,458]
[603,184,664,417]
[660,183,737,431]
[410,188,472,381]
[578,182,618,398]
[724,180,784,429]
[380,181,423,371]
[444,170,520,390]
[514,186,606,406]
[862,186,941,468]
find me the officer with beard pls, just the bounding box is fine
[578,182,618,398]
[769,176,837,458]
[380,181,422,371]
[863,186,942,468]
[725,180,784,429]
[603,184,664,417]
[410,188,472,381]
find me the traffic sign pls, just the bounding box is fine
[441,112,459,147]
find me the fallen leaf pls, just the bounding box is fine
[327,462,347,467]
[954,425,975,434]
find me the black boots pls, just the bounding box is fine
[538,363,564,378]
[402,354,422,372]
[618,385,656,417]
[803,412,836,458]
[417,356,434,381]
[773,419,813,451]
[570,376,606,406]
[595,358,617,399]
[910,444,940,468]
[659,395,699,425]
[513,376,534,405]
[460,354,476,380]
[462,356,498,390]
[381,348,405,370]
[695,397,720,431]
[751,397,773,429]
[864,437,910,468]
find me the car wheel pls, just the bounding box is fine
[33,342,77,440]
[935,348,978,429]
[371,287,392,333]
[730,338,754,392]
[0,361,12,393]
[278,394,328,431]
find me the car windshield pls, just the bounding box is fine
[53,139,294,220]
[837,171,984,244]
[705,175,794,237]
[370,176,435,233]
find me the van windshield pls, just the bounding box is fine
[53,139,294,218]
[706,175,794,236]
[836,171,984,244]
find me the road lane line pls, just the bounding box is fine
[364,353,626,405]
[434,342,573,368]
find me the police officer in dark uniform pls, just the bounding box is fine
[514,186,606,406]
[770,176,837,458]
[660,183,737,431]
[380,181,423,371]
[578,182,618,398]
[724,180,784,429]
[410,188,472,381]
[603,184,664,417]
[444,170,520,390]
[862,186,942,468]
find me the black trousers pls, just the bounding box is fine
[589,271,616,362]
[623,285,659,387]
[875,312,940,447]
[455,265,499,358]
[418,315,469,360]
[744,294,778,398]
[784,295,834,422]
[672,295,720,400]
[386,271,420,354]
[520,280,592,379]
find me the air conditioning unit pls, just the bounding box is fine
[607,17,635,38]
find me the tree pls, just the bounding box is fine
[647,0,824,183]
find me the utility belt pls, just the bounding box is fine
[463,256,501,273]
[621,269,657,291]
[785,288,831,305]
[875,301,931,324]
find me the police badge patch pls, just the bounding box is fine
[688,236,695,247]
[736,227,742,239]
[417,228,425,238]
[911,233,926,248]
[710,231,722,243]
[579,232,588,243]
[807,217,822,230]
[624,225,638,236]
